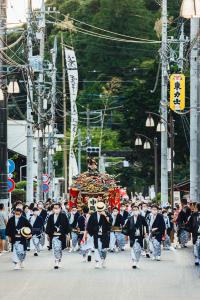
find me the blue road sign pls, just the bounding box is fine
[7,178,15,192]
[43,183,49,193]
[8,159,15,174]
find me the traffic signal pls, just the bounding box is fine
[86,147,100,154]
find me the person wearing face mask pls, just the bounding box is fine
[149,205,166,261]
[37,201,47,249]
[23,205,31,220]
[69,206,80,252]
[87,202,112,269]
[120,203,129,224]
[37,201,47,223]
[6,208,32,270]
[141,203,151,258]
[162,210,171,250]
[30,208,44,256]
[77,206,93,262]
[109,207,125,252]
[46,203,70,269]
[188,203,200,266]
[124,205,148,269]
[176,198,191,248]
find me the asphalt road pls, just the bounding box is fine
[0,246,199,300]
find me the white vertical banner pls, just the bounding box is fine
[65,48,79,186]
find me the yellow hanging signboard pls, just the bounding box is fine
[170,74,185,111]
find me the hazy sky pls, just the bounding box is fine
[7,0,42,25]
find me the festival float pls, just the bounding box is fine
[69,158,121,212]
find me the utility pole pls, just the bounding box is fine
[178,23,185,72]
[36,0,45,202]
[154,137,158,200]
[48,36,57,199]
[190,18,199,202]
[160,0,168,206]
[61,33,68,196]
[86,104,91,147]
[78,128,81,174]
[197,20,200,203]
[26,0,34,205]
[169,112,175,208]
[0,0,8,209]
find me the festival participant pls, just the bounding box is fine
[77,206,93,262]
[24,205,31,221]
[69,206,80,252]
[188,203,200,265]
[30,207,44,256]
[165,206,174,244]
[36,201,47,249]
[141,202,151,258]
[149,205,166,261]
[120,203,129,223]
[23,205,33,251]
[109,207,125,252]
[162,210,171,250]
[6,208,32,270]
[141,203,151,219]
[12,201,25,217]
[46,203,70,269]
[124,205,148,269]
[87,202,112,269]
[176,198,191,248]
[37,201,47,222]
[62,201,70,217]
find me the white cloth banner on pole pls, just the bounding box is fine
[65,48,79,186]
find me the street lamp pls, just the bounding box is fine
[143,141,151,150]
[145,114,155,127]
[0,88,4,101]
[156,122,166,133]
[7,80,20,94]
[180,0,200,18]
[56,145,62,152]
[135,137,142,146]
[135,134,158,200]
[145,111,175,208]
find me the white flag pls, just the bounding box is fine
[65,48,79,186]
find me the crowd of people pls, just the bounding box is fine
[0,196,200,271]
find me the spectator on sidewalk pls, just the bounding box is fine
[0,203,8,254]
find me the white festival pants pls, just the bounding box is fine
[150,237,161,257]
[52,237,62,262]
[194,237,200,259]
[110,232,125,250]
[12,241,26,264]
[131,240,142,262]
[94,238,107,262]
[71,232,79,248]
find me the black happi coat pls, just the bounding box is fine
[38,209,47,222]
[32,215,44,237]
[69,212,80,229]
[120,210,129,223]
[112,214,124,227]
[176,206,191,231]
[46,213,70,250]
[87,212,112,249]
[125,215,149,247]
[150,213,166,242]
[77,215,87,232]
[188,212,200,244]
[6,215,32,250]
